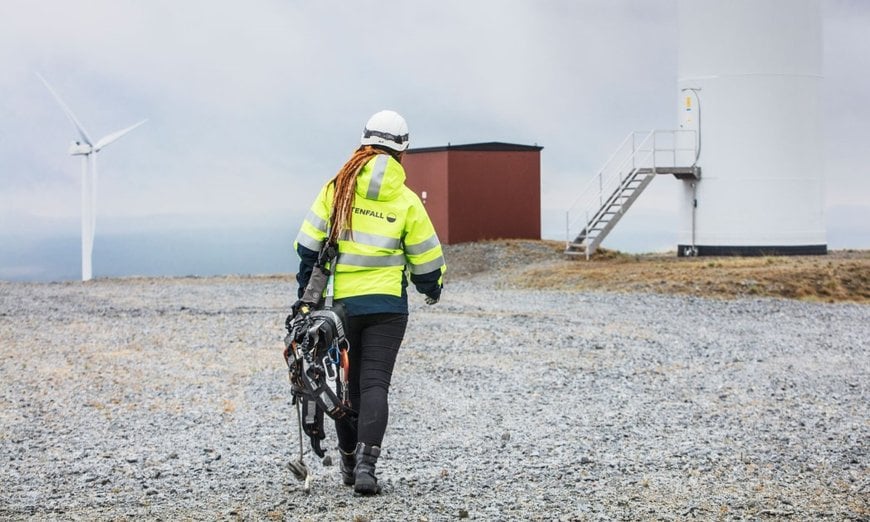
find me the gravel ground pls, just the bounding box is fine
[1,245,868,521]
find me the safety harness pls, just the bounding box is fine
[283,240,356,459]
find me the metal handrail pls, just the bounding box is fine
[565,130,654,236]
[565,129,697,248]
[578,139,656,237]
[650,129,697,168]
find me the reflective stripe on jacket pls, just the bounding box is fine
[294,154,445,312]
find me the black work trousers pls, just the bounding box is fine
[335,313,408,452]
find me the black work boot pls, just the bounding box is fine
[353,443,381,495]
[339,448,355,486]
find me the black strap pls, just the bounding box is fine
[317,241,338,272]
[300,241,338,308]
[363,128,408,145]
[301,396,325,457]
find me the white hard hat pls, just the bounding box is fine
[360,110,409,152]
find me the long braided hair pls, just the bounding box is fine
[328,145,396,244]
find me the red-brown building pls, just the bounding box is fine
[402,142,543,244]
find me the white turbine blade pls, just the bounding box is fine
[36,72,94,146]
[94,119,147,151]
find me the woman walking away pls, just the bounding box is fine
[292,110,446,495]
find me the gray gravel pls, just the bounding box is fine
[1,264,868,520]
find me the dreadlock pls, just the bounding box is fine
[328,145,397,244]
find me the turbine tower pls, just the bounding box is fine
[37,74,146,281]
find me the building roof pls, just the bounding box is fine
[406,141,543,154]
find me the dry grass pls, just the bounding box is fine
[513,245,870,303]
[445,240,870,303]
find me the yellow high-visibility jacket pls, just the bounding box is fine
[294,153,446,315]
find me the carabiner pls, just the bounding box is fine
[326,343,340,365]
[323,355,338,382]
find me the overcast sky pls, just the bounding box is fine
[1,1,868,254]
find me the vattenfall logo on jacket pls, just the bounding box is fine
[353,207,397,223]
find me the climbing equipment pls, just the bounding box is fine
[285,304,354,454]
[283,239,356,491]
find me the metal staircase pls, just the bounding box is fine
[565,130,700,258]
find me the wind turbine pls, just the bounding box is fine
[37,73,146,282]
